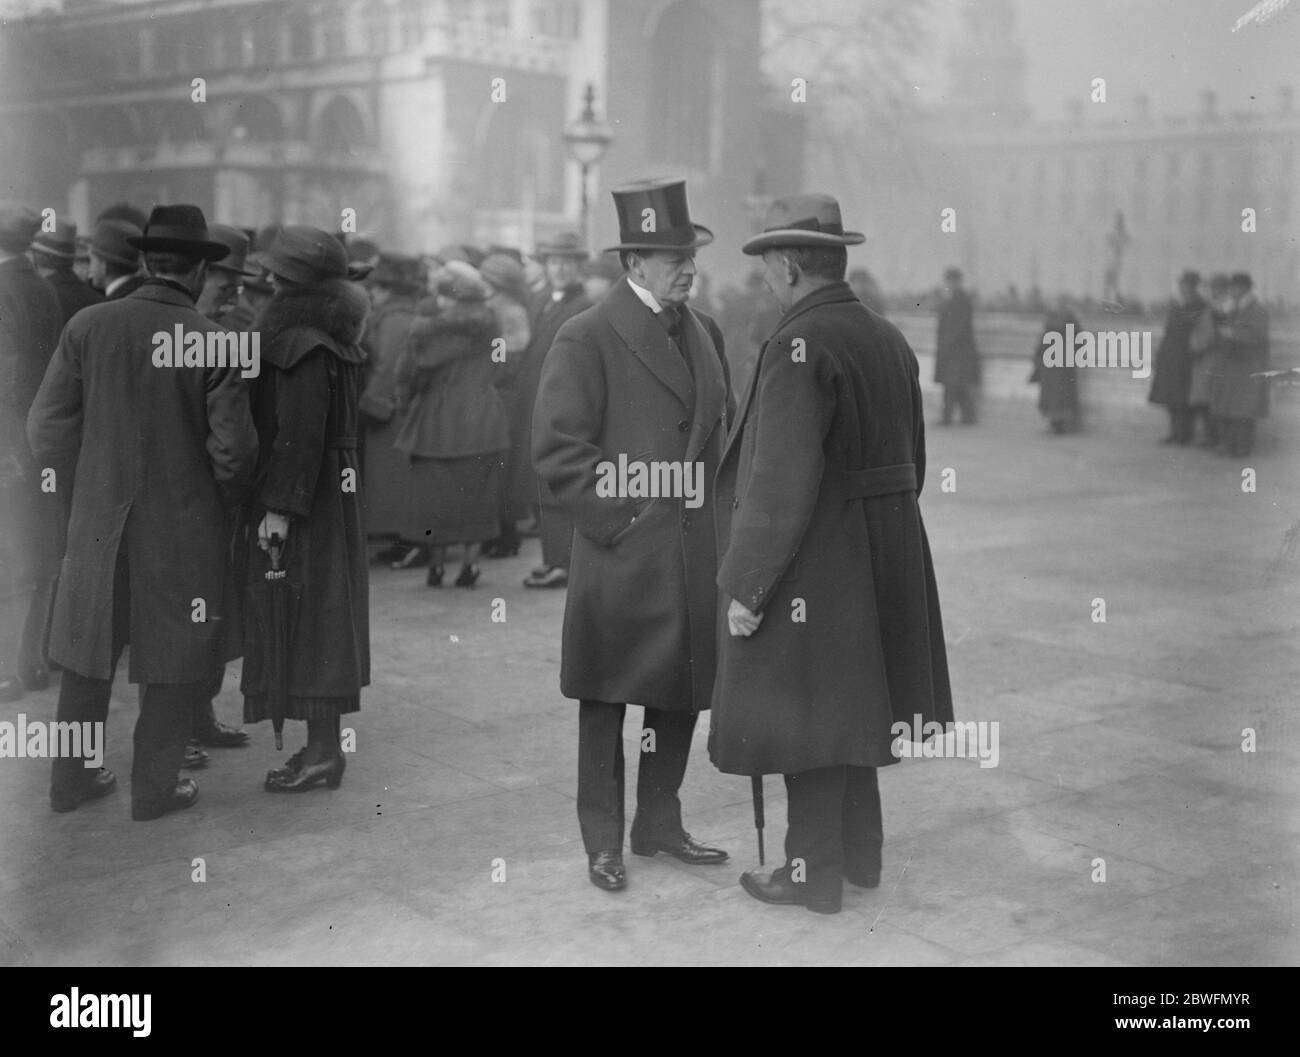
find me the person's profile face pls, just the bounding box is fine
[631,250,695,306]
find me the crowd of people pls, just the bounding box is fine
[0,178,958,914]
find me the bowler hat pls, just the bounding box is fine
[606,178,713,253]
[1229,271,1252,290]
[88,219,143,269]
[128,205,230,262]
[532,231,588,261]
[741,193,864,255]
[31,218,79,261]
[207,224,259,277]
[0,202,41,255]
[261,224,351,283]
[1179,269,1202,288]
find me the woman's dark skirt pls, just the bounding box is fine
[402,452,504,545]
[363,417,408,539]
[244,693,360,723]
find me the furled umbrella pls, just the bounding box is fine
[752,775,765,866]
[246,534,301,750]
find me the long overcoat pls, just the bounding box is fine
[934,288,981,387]
[1213,296,1269,421]
[532,276,732,711]
[507,283,590,511]
[26,282,257,683]
[358,292,419,536]
[240,279,371,707]
[1148,295,1205,408]
[710,282,953,775]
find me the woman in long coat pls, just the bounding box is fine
[393,261,508,587]
[1030,301,1082,434]
[242,226,371,793]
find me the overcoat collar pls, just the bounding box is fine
[125,281,199,308]
[605,274,695,410]
[722,280,856,464]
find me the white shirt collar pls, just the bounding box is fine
[104,273,135,297]
[625,276,664,314]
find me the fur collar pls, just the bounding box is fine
[410,299,496,339]
[255,278,370,351]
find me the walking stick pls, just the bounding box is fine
[751,775,765,866]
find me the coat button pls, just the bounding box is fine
[681,515,691,530]
[732,497,740,509]
[678,420,690,432]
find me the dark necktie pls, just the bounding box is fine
[659,306,693,375]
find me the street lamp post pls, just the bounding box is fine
[563,82,614,254]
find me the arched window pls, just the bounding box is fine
[317,96,368,155]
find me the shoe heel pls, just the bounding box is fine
[326,756,346,789]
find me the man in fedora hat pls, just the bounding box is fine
[31,217,103,323]
[28,203,258,820]
[0,203,65,702]
[87,219,145,300]
[513,231,591,584]
[533,178,733,891]
[196,224,261,328]
[710,192,953,914]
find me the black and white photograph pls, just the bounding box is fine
[0,0,1296,985]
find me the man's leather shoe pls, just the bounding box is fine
[19,664,49,692]
[843,866,881,889]
[630,830,728,865]
[182,743,209,769]
[740,866,841,914]
[131,778,199,821]
[50,768,117,813]
[523,566,567,588]
[195,720,249,748]
[588,850,627,891]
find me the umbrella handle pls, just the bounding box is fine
[268,532,284,573]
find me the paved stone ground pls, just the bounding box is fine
[1,398,1296,966]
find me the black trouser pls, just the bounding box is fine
[784,765,883,900]
[577,699,697,853]
[539,502,574,570]
[1221,418,1256,457]
[192,662,227,737]
[1164,405,1195,444]
[49,553,203,808]
[1190,406,1219,445]
[941,384,976,424]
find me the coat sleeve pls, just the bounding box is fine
[717,334,833,614]
[204,362,258,504]
[26,325,83,471]
[532,318,639,547]
[256,348,331,519]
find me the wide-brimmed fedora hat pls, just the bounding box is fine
[741,193,865,255]
[31,218,79,261]
[532,230,588,261]
[261,224,361,283]
[606,178,713,253]
[0,202,42,255]
[207,224,259,277]
[128,205,230,262]
[88,219,142,269]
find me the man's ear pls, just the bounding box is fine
[781,254,798,287]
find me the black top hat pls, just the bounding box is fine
[605,178,713,253]
[742,194,864,255]
[88,219,143,269]
[128,205,230,262]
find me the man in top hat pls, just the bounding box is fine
[515,231,592,586]
[28,204,258,820]
[31,217,104,323]
[710,193,953,914]
[533,178,733,891]
[934,266,980,426]
[0,203,65,702]
[87,219,145,300]
[1148,269,1207,445]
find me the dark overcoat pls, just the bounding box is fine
[532,276,732,711]
[1,256,65,599]
[45,268,103,323]
[240,279,371,706]
[710,283,953,775]
[358,293,418,536]
[1213,297,1269,421]
[1030,310,1081,423]
[934,288,980,387]
[1148,295,1205,408]
[507,283,590,511]
[26,282,257,683]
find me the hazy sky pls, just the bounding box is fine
[927,0,1300,120]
